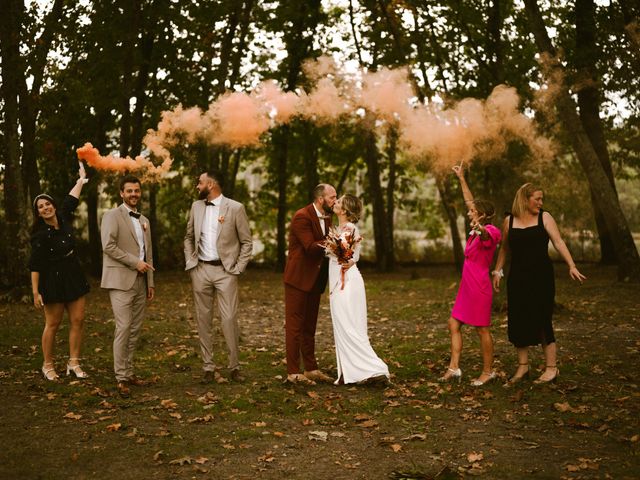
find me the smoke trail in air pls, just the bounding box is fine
[82,56,553,176]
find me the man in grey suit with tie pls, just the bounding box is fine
[101,175,155,398]
[184,170,252,384]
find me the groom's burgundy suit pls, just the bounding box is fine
[284,204,331,374]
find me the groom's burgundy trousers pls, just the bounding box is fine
[284,284,322,374]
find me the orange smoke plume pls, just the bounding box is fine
[76,142,171,177]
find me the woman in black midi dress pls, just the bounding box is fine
[492,183,586,385]
[30,166,90,381]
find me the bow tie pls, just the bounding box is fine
[319,215,330,220]
[129,211,141,219]
[205,201,217,206]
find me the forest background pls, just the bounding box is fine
[1,0,640,292]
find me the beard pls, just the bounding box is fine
[198,188,209,200]
[322,203,334,215]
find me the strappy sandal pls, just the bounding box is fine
[503,363,529,387]
[42,363,59,381]
[534,365,559,384]
[470,371,496,386]
[439,368,462,383]
[66,358,89,379]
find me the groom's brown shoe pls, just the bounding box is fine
[286,373,316,385]
[304,370,333,383]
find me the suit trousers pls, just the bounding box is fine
[284,284,322,374]
[190,263,240,371]
[110,275,147,382]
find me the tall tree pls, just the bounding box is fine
[524,0,640,281]
[0,0,30,290]
[573,0,618,264]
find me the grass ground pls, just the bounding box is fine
[0,264,638,479]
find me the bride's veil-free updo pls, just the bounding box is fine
[341,194,363,223]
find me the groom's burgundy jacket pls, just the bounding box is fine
[284,204,331,293]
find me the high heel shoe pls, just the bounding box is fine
[42,363,59,381]
[66,358,89,379]
[503,363,529,387]
[439,368,462,383]
[534,365,559,384]
[470,371,496,387]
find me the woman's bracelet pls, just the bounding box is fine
[491,269,504,278]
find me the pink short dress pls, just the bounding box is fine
[451,224,501,327]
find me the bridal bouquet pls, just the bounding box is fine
[322,226,361,290]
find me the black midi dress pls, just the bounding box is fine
[29,195,90,304]
[506,210,555,347]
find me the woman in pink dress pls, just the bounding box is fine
[439,164,501,386]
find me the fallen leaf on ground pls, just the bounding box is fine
[391,444,402,452]
[467,452,484,463]
[64,412,82,420]
[358,419,378,428]
[160,399,178,409]
[106,423,122,432]
[308,431,328,442]
[169,456,193,466]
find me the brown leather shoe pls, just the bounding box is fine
[230,369,245,382]
[117,381,131,398]
[128,375,147,387]
[304,369,333,383]
[285,373,316,385]
[201,370,228,384]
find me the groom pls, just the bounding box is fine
[284,183,337,384]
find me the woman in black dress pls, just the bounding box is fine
[492,183,586,385]
[30,166,90,381]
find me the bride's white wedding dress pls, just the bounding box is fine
[328,223,389,385]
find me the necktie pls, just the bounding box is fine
[129,211,141,219]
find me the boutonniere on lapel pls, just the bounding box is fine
[218,215,225,224]
[142,222,148,232]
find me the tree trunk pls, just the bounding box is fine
[575,0,617,264]
[0,0,30,290]
[363,123,393,271]
[130,22,156,155]
[524,0,640,281]
[303,123,320,203]
[273,126,290,271]
[226,149,242,199]
[437,177,465,272]
[87,112,110,277]
[119,0,142,157]
[384,127,398,270]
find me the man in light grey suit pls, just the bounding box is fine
[184,170,252,384]
[101,175,155,398]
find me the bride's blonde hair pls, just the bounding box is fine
[341,194,362,223]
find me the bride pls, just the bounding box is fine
[328,194,390,385]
